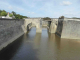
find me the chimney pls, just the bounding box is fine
[7,12,9,17]
[8,12,9,15]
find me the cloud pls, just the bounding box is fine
[60,1,72,6]
[0,0,79,18]
[0,1,25,13]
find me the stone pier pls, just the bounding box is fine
[56,18,80,39]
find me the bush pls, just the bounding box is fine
[9,14,13,17]
[43,17,51,20]
[1,12,7,16]
[59,16,64,19]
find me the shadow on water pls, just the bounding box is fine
[0,29,40,60]
[0,35,24,60]
[55,34,61,50]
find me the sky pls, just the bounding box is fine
[0,0,80,18]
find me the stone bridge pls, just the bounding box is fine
[1,18,80,51]
[22,18,58,33]
[23,18,42,33]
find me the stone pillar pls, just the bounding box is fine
[49,21,57,33]
[36,24,42,33]
[36,21,42,33]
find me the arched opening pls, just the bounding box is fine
[26,22,37,33]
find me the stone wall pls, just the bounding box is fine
[0,18,24,50]
[56,19,64,36]
[51,18,58,25]
[49,21,57,33]
[56,18,80,39]
[61,20,80,39]
[42,21,48,26]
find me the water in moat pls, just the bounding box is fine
[0,27,80,60]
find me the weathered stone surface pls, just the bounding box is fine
[49,21,57,33]
[56,18,80,39]
[51,18,58,25]
[61,20,80,39]
[0,18,24,50]
[24,18,42,33]
[56,19,64,36]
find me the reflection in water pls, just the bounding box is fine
[34,33,41,49]
[0,27,80,60]
[0,35,24,60]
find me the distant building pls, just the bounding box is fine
[0,16,6,18]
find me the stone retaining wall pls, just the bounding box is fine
[0,18,24,50]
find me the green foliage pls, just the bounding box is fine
[0,10,28,19]
[0,10,7,16]
[43,17,51,20]
[15,14,22,19]
[9,14,13,17]
[12,11,16,16]
[15,14,28,19]
[2,10,6,12]
[0,10,2,16]
[12,11,28,19]
[59,16,64,19]
[1,11,7,16]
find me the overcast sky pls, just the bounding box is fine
[0,0,80,18]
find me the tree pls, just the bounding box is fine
[2,10,6,12]
[1,11,7,16]
[59,16,64,19]
[0,10,2,16]
[12,11,16,16]
[43,17,51,20]
[12,11,28,19]
[22,16,28,18]
[15,14,22,19]
[0,10,28,19]
[9,14,13,17]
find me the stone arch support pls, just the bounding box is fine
[49,21,57,33]
[23,18,42,33]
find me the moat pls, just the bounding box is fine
[0,27,80,60]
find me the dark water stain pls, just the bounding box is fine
[0,27,80,60]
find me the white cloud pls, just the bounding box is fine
[60,1,72,6]
[0,1,25,13]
